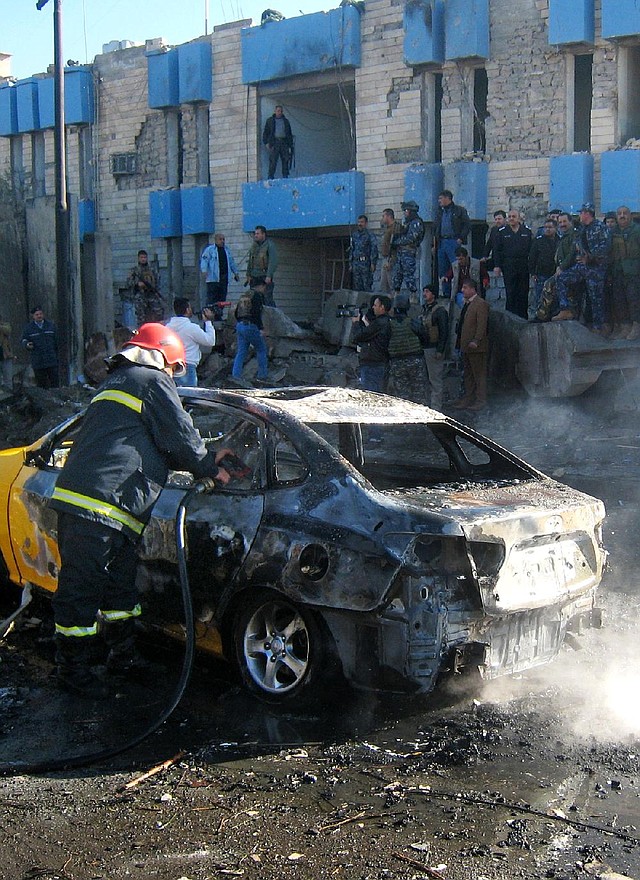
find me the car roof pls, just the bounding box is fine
[181,386,448,425]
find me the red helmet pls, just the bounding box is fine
[125,323,186,369]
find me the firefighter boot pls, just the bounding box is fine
[104,618,158,677]
[55,634,109,699]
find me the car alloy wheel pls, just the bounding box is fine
[235,591,324,701]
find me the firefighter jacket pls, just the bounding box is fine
[49,361,220,541]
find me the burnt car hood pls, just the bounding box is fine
[382,478,605,615]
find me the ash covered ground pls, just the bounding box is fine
[0,379,639,880]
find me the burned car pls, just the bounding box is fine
[0,387,605,702]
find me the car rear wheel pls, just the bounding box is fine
[234,591,329,702]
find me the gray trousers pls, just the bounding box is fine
[424,348,445,411]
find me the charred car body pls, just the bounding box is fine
[0,387,605,701]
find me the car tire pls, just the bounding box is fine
[233,590,332,703]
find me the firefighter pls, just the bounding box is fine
[49,324,231,696]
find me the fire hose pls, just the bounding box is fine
[0,477,217,777]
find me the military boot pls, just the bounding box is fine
[55,634,109,698]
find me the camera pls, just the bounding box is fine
[336,303,365,318]
[196,303,220,320]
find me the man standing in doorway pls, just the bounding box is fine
[200,233,240,319]
[493,209,533,319]
[263,105,294,180]
[246,226,278,307]
[350,215,378,292]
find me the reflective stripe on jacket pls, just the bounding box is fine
[49,362,219,541]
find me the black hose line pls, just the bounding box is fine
[0,479,216,777]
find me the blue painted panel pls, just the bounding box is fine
[16,79,40,133]
[602,0,640,39]
[147,49,179,109]
[37,68,96,129]
[149,190,182,238]
[601,151,640,213]
[37,78,54,129]
[78,199,95,241]
[403,1,445,67]
[181,186,215,235]
[178,42,212,104]
[242,6,361,85]
[65,67,94,124]
[444,162,488,221]
[0,85,18,137]
[404,164,444,223]
[548,0,594,45]
[445,0,489,61]
[549,154,594,215]
[242,171,365,232]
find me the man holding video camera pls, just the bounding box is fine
[350,295,392,394]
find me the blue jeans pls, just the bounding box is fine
[358,363,386,393]
[437,238,459,280]
[175,363,198,387]
[233,322,268,379]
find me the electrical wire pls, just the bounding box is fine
[0,479,215,778]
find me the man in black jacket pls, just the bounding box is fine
[434,190,471,291]
[49,323,231,696]
[529,218,558,312]
[350,295,391,394]
[494,209,533,319]
[262,105,294,179]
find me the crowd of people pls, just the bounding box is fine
[13,190,640,404]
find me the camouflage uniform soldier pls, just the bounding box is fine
[127,250,164,326]
[349,215,379,291]
[552,204,611,332]
[392,200,425,296]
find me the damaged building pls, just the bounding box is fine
[0,0,639,385]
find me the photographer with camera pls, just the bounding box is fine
[165,298,216,387]
[350,295,391,395]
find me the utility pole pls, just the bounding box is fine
[204,0,209,35]
[37,0,70,384]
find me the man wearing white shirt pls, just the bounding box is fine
[166,298,216,387]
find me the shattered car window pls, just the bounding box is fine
[171,404,264,490]
[308,420,532,489]
[273,432,308,484]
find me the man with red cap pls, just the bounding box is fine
[49,324,231,696]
